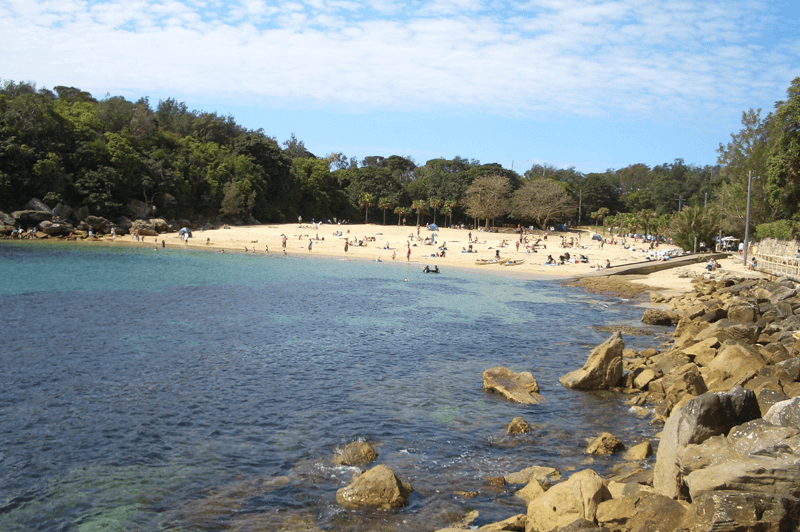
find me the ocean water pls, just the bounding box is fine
[0,242,661,531]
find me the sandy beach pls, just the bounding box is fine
[105,221,766,294]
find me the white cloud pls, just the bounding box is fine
[0,0,797,124]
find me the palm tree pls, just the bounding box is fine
[411,199,428,226]
[394,205,409,225]
[637,209,658,236]
[444,200,457,226]
[597,207,610,235]
[429,198,443,225]
[360,193,375,223]
[378,197,394,225]
[591,211,601,234]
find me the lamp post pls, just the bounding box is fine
[743,170,753,267]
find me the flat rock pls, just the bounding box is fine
[483,367,546,404]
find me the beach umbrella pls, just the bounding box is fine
[179,227,192,236]
[428,224,439,231]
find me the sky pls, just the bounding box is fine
[2,0,799,174]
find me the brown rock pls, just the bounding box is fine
[478,514,526,531]
[505,465,561,486]
[333,441,378,466]
[525,469,610,532]
[586,432,625,456]
[483,366,547,404]
[508,417,531,434]
[642,309,680,326]
[335,464,412,509]
[624,441,653,461]
[516,477,546,503]
[559,332,624,390]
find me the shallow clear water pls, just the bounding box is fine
[0,242,660,531]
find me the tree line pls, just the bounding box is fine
[1,77,798,244]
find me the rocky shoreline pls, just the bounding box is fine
[331,271,800,532]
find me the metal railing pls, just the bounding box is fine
[752,252,800,280]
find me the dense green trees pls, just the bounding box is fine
[2,77,798,236]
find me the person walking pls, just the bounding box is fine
[308,239,313,252]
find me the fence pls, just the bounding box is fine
[752,251,800,281]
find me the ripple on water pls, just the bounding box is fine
[0,243,659,531]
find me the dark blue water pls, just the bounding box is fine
[0,242,659,531]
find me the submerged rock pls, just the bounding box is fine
[333,441,377,466]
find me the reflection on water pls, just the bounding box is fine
[0,243,660,531]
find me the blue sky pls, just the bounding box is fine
[2,0,799,173]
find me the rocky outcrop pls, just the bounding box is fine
[559,332,624,390]
[333,441,377,466]
[654,388,761,499]
[25,198,50,212]
[680,491,800,531]
[483,366,546,404]
[131,219,159,236]
[12,210,52,223]
[596,492,686,532]
[525,469,610,532]
[38,220,74,235]
[335,464,411,509]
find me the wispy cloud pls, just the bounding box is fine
[1,0,797,123]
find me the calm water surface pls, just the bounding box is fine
[0,242,661,531]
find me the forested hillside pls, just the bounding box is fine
[1,77,798,239]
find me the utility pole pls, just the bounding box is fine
[704,192,708,208]
[744,170,753,267]
[676,196,686,211]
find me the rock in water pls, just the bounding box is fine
[586,432,625,456]
[483,366,547,404]
[641,309,680,326]
[333,441,378,466]
[336,464,412,509]
[507,417,531,434]
[559,332,624,390]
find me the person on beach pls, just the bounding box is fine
[308,239,313,252]
[344,239,349,253]
[406,246,411,262]
[282,235,287,249]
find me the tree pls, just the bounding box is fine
[511,178,574,230]
[591,211,601,233]
[429,197,442,224]
[597,207,610,234]
[220,180,256,218]
[394,205,409,225]
[637,209,658,236]
[411,199,428,225]
[670,206,720,252]
[462,174,511,229]
[378,196,394,225]
[443,199,457,227]
[359,192,375,223]
[765,77,800,219]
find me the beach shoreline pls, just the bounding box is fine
[2,221,766,294]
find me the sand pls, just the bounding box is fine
[106,222,768,295]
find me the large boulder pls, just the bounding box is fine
[653,388,761,498]
[0,211,14,225]
[727,300,760,323]
[525,469,610,532]
[335,464,412,509]
[333,441,378,466]
[559,332,624,390]
[38,220,74,235]
[680,491,800,531]
[681,419,800,499]
[131,219,158,236]
[694,319,761,345]
[128,199,154,218]
[84,215,111,233]
[707,341,767,379]
[765,397,800,429]
[596,493,686,532]
[483,366,546,404]
[12,210,52,223]
[25,198,50,212]
[74,205,89,222]
[151,218,169,232]
[52,203,73,221]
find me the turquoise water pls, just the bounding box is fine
[0,242,658,531]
